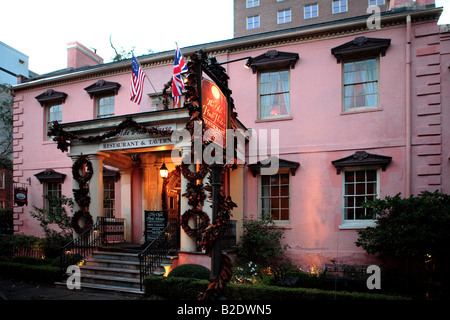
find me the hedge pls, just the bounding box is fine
[143,276,410,300]
[0,261,60,284]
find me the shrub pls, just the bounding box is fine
[0,261,60,283]
[143,276,410,300]
[0,209,13,235]
[168,264,211,280]
[356,191,450,298]
[144,276,209,300]
[236,216,288,269]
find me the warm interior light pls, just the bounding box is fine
[159,162,169,179]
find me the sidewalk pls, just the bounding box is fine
[0,280,143,300]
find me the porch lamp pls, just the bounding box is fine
[159,152,169,179]
[215,56,253,69]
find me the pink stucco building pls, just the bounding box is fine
[10,1,449,281]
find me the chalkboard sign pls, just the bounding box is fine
[144,211,167,243]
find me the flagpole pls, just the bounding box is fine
[132,51,161,100]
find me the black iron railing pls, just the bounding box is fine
[139,223,176,290]
[60,217,125,276]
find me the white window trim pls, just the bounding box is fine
[246,0,259,8]
[339,166,380,229]
[257,169,291,226]
[368,0,385,6]
[277,9,292,24]
[341,57,380,113]
[332,0,348,14]
[247,15,260,30]
[304,3,319,19]
[258,69,291,120]
[46,103,62,141]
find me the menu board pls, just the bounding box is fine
[144,211,167,243]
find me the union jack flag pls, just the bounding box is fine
[172,44,188,107]
[130,53,146,105]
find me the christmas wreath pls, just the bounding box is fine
[71,210,94,234]
[72,156,93,185]
[180,208,210,238]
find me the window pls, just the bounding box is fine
[0,171,5,189]
[278,9,291,24]
[45,182,62,214]
[369,0,385,6]
[343,58,378,112]
[342,169,378,228]
[332,0,347,14]
[246,0,259,8]
[46,103,62,139]
[261,173,290,222]
[259,70,290,119]
[96,95,115,118]
[304,4,318,19]
[247,15,260,29]
[103,178,115,218]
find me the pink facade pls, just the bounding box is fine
[11,3,449,270]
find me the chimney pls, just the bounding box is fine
[67,41,103,69]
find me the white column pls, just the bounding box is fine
[120,169,132,242]
[179,147,197,252]
[87,154,104,223]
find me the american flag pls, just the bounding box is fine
[172,44,188,107]
[130,53,146,105]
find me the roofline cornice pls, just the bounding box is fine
[10,7,442,93]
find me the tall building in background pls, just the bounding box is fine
[235,0,396,37]
[0,41,32,85]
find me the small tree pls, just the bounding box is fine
[30,195,74,239]
[356,191,450,298]
[236,215,288,269]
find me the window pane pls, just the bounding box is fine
[280,209,289,220]
[280,197,289,209]
[345,171,354,182]
[343,170,379,221]
[280,186,289,196]
[280,174,289,185]
[271,186,279,197]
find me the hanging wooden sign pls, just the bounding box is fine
[14,186,28,206]
[201,78,228,148]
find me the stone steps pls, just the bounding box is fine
[78,250,144,294]
[56,244,178,295]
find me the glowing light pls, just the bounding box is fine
[211,85,220,100]
[163,265,173,277]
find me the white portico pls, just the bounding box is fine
[62,108,196,246]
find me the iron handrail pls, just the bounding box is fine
[138,223,175,291]
[60,221,102,276]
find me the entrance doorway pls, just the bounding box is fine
[164,169,181,249]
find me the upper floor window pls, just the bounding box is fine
[96,95,115,118]
[278,9,292,24]
[304,3,318,19]
[46,103,62,139]
[247,15,260,29]
[332,0,348,14]
[246,0,259,8]
[343,58,378,112]
[369,0,385,6]
[84,79,121,119]
[259,70,290,119]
